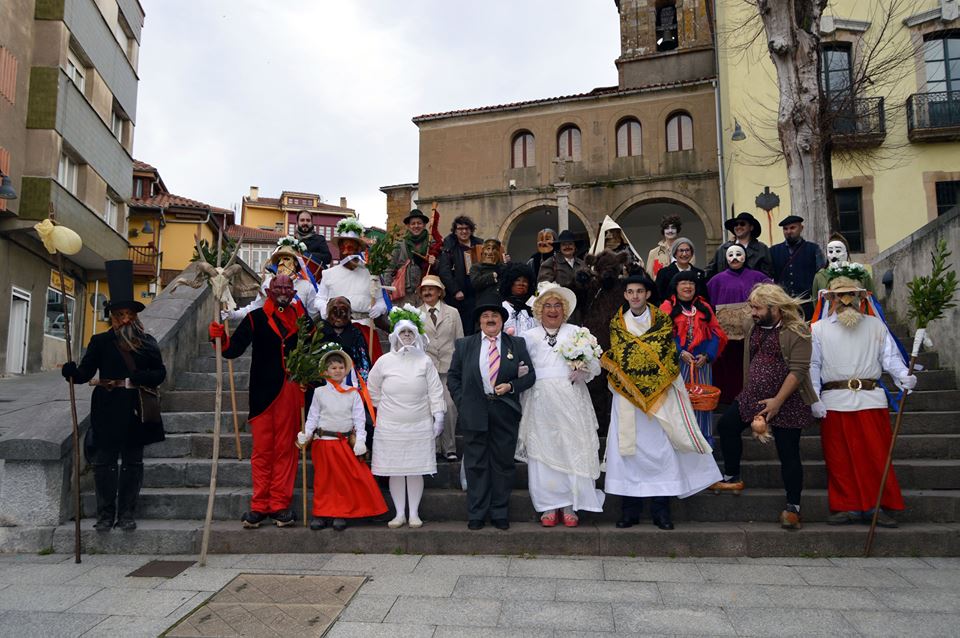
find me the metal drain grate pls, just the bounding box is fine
[127,560,195,578]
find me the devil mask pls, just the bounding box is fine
[267,274,295,308]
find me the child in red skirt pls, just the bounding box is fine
[297,349,387,531]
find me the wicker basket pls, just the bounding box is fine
[685,366,721,411]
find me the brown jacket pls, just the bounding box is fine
[742,324,818,405]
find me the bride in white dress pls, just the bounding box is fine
[517,283,605,527]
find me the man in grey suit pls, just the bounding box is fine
[447,294,536,530]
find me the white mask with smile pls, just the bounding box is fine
[827,240,848,264]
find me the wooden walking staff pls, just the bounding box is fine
[34,214,84,564]
[301,404,308,527]
[224,320,243,461]
[864,239,958,557]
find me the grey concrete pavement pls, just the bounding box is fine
[0,552,958,636]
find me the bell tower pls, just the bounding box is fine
[615,0,716,90]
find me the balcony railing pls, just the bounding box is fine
[907,91,960,142]
[129,245,160,278]
[827,96,886,148]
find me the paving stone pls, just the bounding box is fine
[322,553,422,575]
[922,557,960,569]
[870,587,960,613]
[413,555,510,576]
[696,563,800,584]
[68,588,201,617]
[225,553,332,571]
[793,566,913,588]
[327,621,437,637]
[0,562,95,584]
[0,610,107,638]
[338,594,397,622]
[842,610,960,637]
[829,557,932,569]
[761,584,885,610]
[658,582,774,608]
[498,600,615,631]
[612,605,737,635]
[735,556,833,566]
[0,553,72,564]
[895,568,960,588]
[436,628,552,637]
[507,557,603,580]
[63,554,160,567]
[0,584,102,612]
[82,614,197,638]
[603,560,703,583]
[556,579,659,603]
[65,565,167,590]
[359,573,459,597]
[725,607,859,636]
[384,596,501,627]
[454,576,557,601]
[157,567,241,592]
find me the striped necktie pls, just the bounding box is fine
[487,336,500,388]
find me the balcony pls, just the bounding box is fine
[828,96,886,149]
[907,91,960,143]
[129,245,160,278]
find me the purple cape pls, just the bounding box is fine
[707,267,771,305]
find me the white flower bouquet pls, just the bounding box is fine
[556,326,602,370]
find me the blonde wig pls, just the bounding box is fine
[747,283,810,337]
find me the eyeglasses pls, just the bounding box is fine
[541,303,565,310]
[734,221,750,227]
[675,248,693,254]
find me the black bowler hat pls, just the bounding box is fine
[724,212,761,239]
[472,290,508,324]
[551,229,586,248]
[778,215,804,227]
[403,209,430,225]
[105,260,145,313]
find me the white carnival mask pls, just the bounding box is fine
[398,328,417,346]
[726,245,746,266]
[827,240,848,264]
[663,225,678,239]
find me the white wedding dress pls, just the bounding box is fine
[518,324,605,513]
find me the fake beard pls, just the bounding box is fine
[114,318,145,351]
[835,304,863,328]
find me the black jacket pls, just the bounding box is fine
[438,234,483,301]
[706,239,773,279]
[655,263,709,303]
[298,232,332,267]
[70,331,166,450]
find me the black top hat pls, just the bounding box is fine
[778,215,804,227]
[724,212,761,239]
[403,209,430,225]
[551,229,585,247]
[105,260,145,313]
[472,289,508,324]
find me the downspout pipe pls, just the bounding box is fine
[707,0,729,224]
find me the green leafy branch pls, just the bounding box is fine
[907,238,958,329]
[285,316,330,386]
[191,237,237,268]
[365,224,403,276]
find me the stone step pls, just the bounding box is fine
[137,456,960,491]
[162,412,241,433]
[164,390,249,412]
[81,487,960,524]
[885,368,956,391]
[882,389,960,411]
[55,518,960,557]
[190,356,252,373]
[174,371,251,390]
[145,432,960,462]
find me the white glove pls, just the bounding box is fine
[568,369,588,385]
[810,401,827,419]
[353,432,367,456]
[368,305,384,319]
[896,374,918,392]
[296,431,312,448]
[220,309,232,322]
[433,413,445,438]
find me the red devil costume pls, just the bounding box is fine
[210,275,307,528]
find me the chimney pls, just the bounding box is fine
[249,186,259,201]
[339,196,348,209]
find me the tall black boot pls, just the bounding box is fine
[115,463,144,531]
[93,464,118,531]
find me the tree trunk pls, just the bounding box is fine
[756,0,831,246]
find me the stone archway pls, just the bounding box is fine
[611,192,716,267]
[499,200,591,261]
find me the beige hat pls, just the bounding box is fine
[319,348,354,376]
[418,274,445,295]
[269,244,301,267]
[528,281,577,320]
[827,275,866,295]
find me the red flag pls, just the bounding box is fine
[428,205,443,257]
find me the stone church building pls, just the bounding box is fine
[389,1,723,262]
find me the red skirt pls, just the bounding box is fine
[821,408,904,512]
[311,437,387,518]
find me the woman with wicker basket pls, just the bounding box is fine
[659,271,727,446]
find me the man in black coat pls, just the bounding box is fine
[437,215,483,335]
[706,212,773,279]
[209,274,309,528]
[770,215,825,319]
[62,260,166,532]
[447,294,536,530]
[294,209,332,268]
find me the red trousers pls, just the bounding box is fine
[249,381,303,513]
[821,408,905,512]
[311,437,387,518]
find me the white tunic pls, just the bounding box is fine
[519,324,605,512]
[811,313,908,412]
[603,311,721,498]
[368,349,445,476]
[303,383,364,440]
[228,275,320,321]
[317,263,386,326]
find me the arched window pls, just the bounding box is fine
[512,131,535,168]
[666,112,693,151]
[557,125,581,161]
[616,118,642,157]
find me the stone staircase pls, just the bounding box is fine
[59,343,960,557]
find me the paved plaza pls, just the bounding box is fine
[0,552,959,636]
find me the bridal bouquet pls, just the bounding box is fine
[556,326,602,370]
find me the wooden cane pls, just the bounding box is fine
[224,319,242,461]
[56,252,82,564]
[864,354,916,557]
[301,405,308,527]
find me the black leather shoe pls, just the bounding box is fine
[93,517,114,532]
[309,517,327,530]
[114,517,137,531]
[492,519,510,530]
[615,517,640,529]
[332,518,347,531]
[652,516,675,531]
[467,519,484,530]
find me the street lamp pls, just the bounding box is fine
[731,120,746,142]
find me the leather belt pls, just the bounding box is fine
[89,378,131,390]
[822,378,879,392]
[317,429,350,438]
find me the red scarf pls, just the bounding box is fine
[329,377,377,424]
[660,297,728,356]
[263,297,303,339]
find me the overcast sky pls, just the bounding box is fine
[134,1,621,228]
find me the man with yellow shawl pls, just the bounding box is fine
[601,272,720,530]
